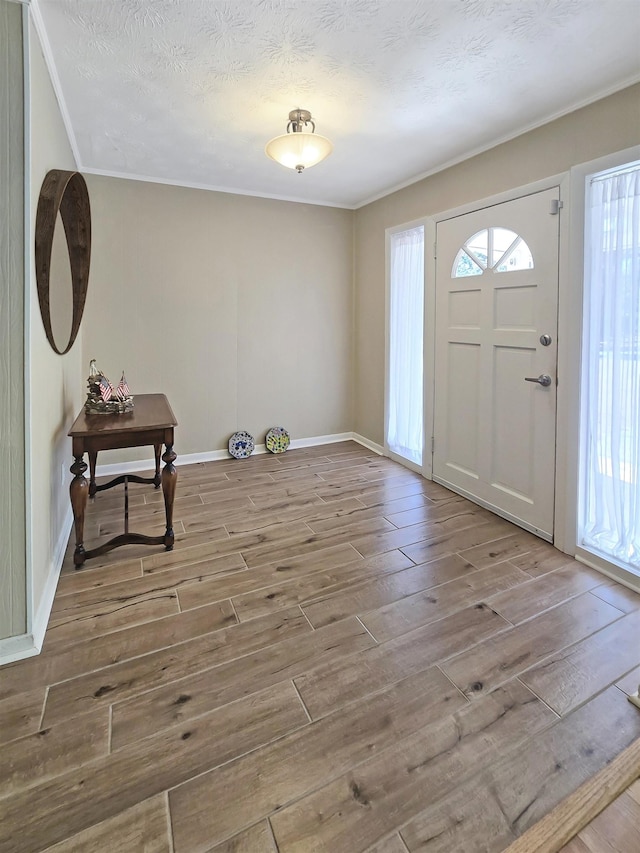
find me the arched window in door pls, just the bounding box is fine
[452,227,534,278]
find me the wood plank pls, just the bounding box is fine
[302,553,483,629]
[295,602,510,719]
[509,543,578,578]
[54,559,143,597]
[271,681,554,853]
[168,667,466,852]
[219,496,329,535]
[365,835,409,853]
[401,778,519,852]
[0,689,46,747]
[56,522,231,573]
[383,496,466,528]
[41,607,311,726]
[41,795,171,853]
[232,550,414,623]
[176,543,363,612]
[207,821,276,852]
[42,587,181,651]
[567,788,640,853]
[49,552,246,616]
[0,600,237,703]
[0,709,109,798]
[616,664,640,697]
[590,580,640,614]
[318,479,427,507]
[140,520,311,573]
[304,501,397,534]
[520,608,640,715]
[505,735,640,853]
[241,517,397,569]
[360,561,530,643]
[350,510,492,560]
[398,518,515,566]
[441,592,623,700]
[486,563,605,625]
[110,617,377,750]
[366,492,433,516]
[0,683,307,853]
[402,688,640,852]
[458,530,542,570]
[357,480,451,508]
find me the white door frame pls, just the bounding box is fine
[571,144,640,590]
[424,173,572,552]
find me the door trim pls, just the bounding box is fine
[425,173,571,548]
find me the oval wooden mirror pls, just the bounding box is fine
[35,170,91,355]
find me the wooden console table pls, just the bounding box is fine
[68,393,178,568]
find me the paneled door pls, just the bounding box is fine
[433,188,560,540]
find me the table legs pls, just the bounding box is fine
[162,443,177,550]
[88,451,98,498]
[70,454,89,567]
[70,442,177,567]
[153,443,162,488]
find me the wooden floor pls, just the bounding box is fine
[1,441,640,852]
[560,777,640,852]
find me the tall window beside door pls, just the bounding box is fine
[387,226,424,466]
[581,163,640,573]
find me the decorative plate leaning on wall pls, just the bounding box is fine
[228,431,255,459]
[265,427,290,454]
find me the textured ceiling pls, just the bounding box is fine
[35,0,640,208]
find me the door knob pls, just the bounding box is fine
[524,374,552,387]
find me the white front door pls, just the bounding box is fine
[433,188,560,540]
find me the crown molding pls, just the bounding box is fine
[29,0,81,166]
[356,73,640,210]
[79,167,355,210]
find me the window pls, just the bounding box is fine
[580,162,640,572]
[387,226,424,466]
[453,227,533,278]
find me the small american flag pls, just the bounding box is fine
[116,372,130,400]
[99,375,113,402]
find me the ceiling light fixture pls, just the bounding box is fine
[265,108,333,174]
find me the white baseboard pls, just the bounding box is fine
[31,505,73,652]
[575,547,640,593]
[95,431,374,477]
[0,506,72,667]
[352,433,385,456]
[0,632,39,667]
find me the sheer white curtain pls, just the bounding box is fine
[582,165,640,571]
[387,226,424,465]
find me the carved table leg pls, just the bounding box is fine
[153,443,162,488]
[161,444,177,550]
[88,451,98,498]
[70,454,89,567]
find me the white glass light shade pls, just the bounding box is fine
[265,132,333,172]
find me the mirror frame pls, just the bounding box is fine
[35,169,91,355]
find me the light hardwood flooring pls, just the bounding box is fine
[560,777,640,852]
[1,441,640,852]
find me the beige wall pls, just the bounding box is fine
[28,16,81,626]
[354,83,640,446]
[82,177,354,463]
